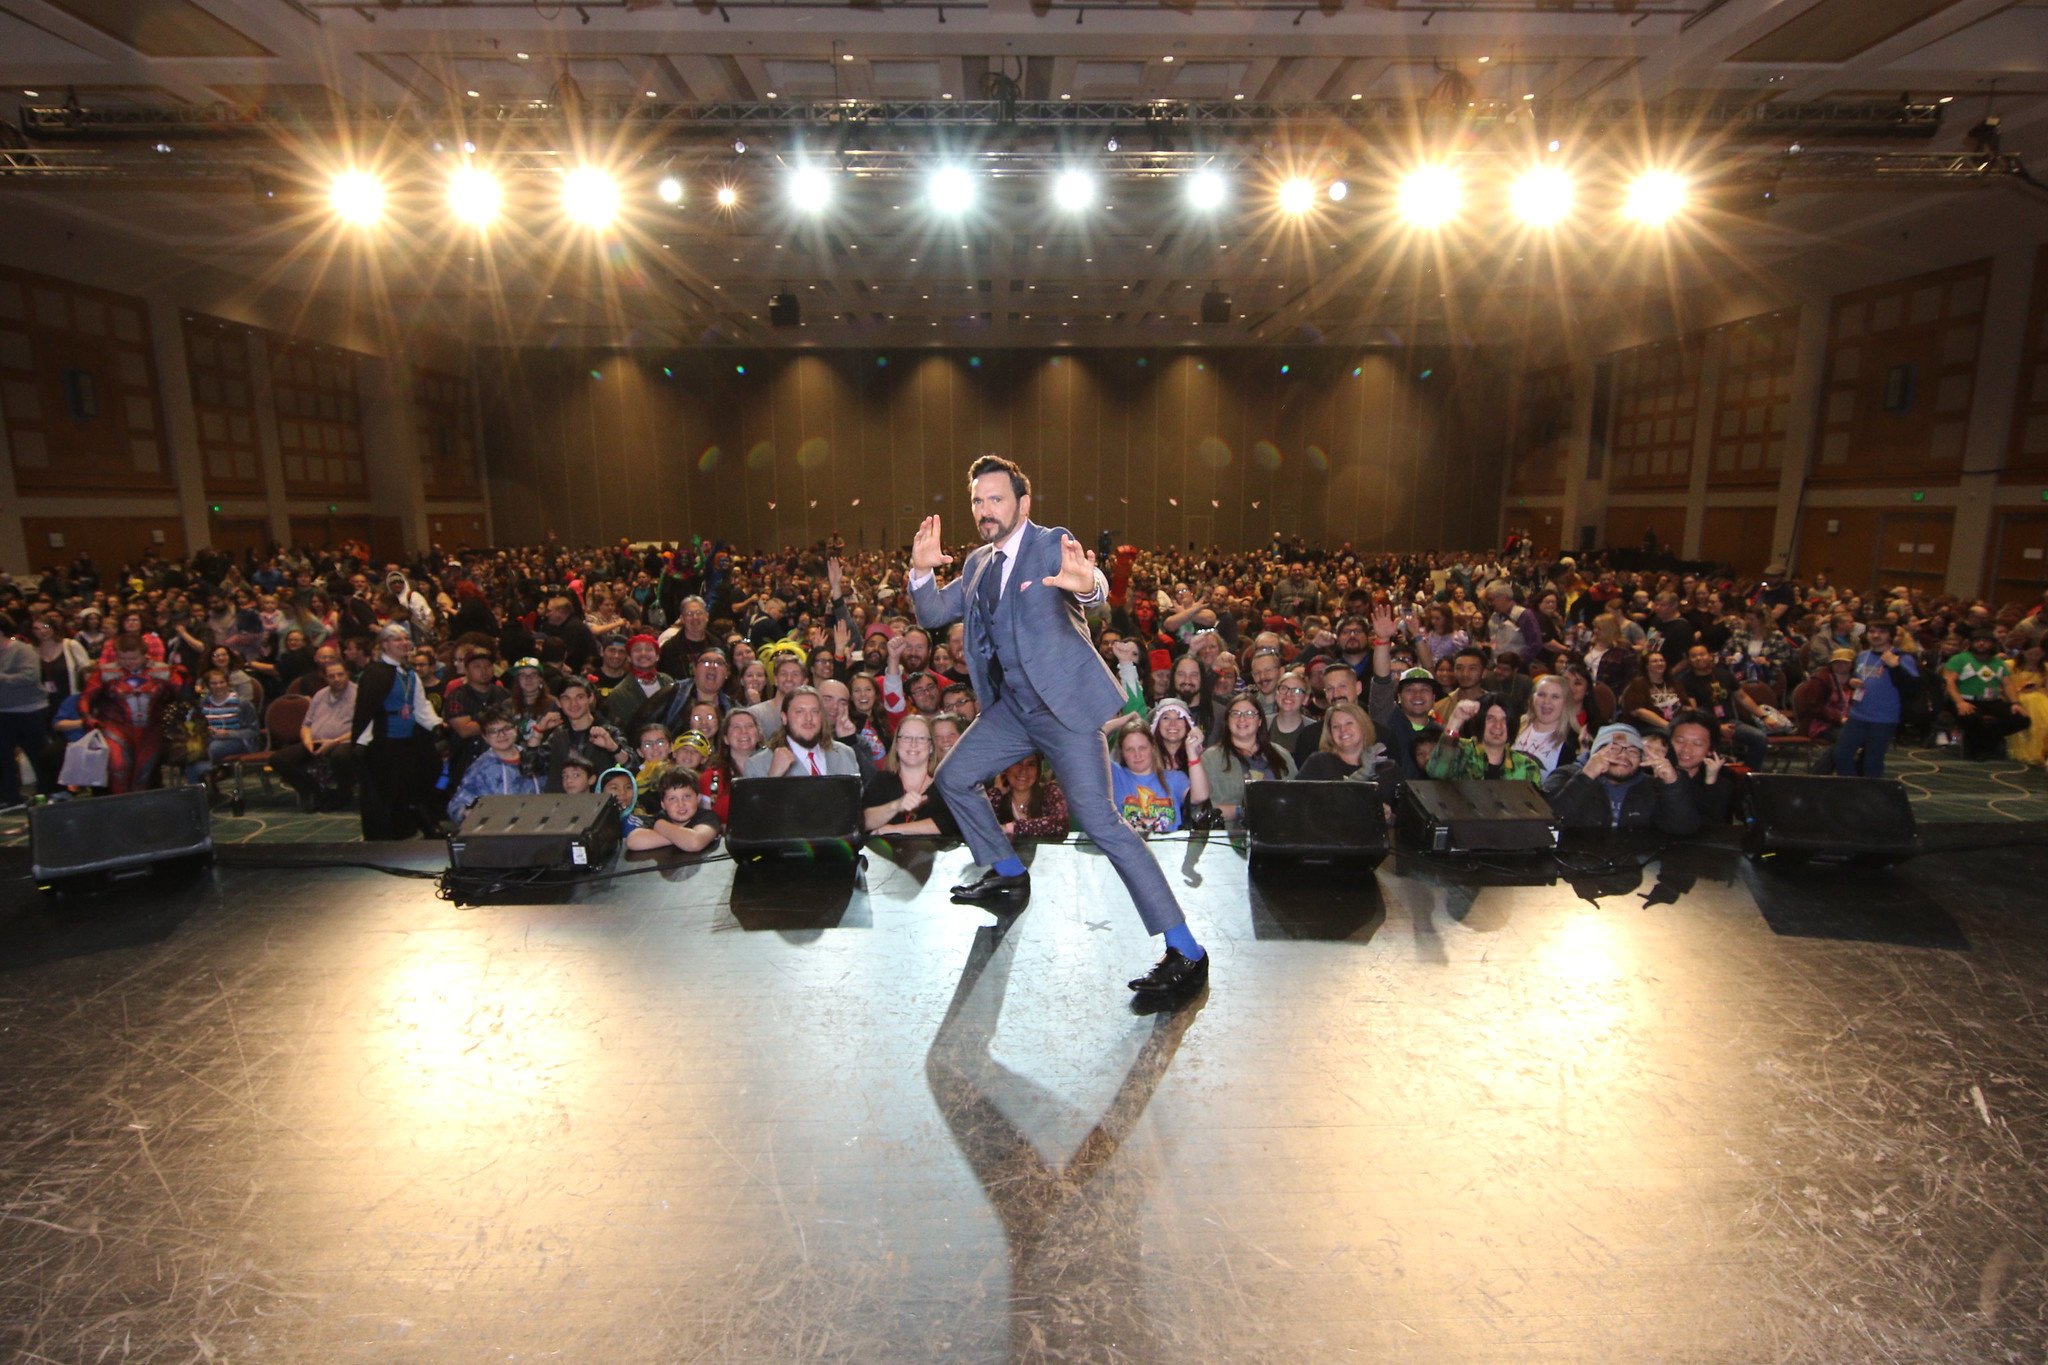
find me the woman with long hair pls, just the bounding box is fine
[989,756,1069,839]
[845,673,889,764]
[1584,613,1638,697]
[700,706,766,823]
[1561,659,1611,731]
[1511,675,1581,777]
[2006,640,2048,769]
[1620,649,1683,736]
[504,658,559,745]
[31,612,92,704]
[100,607,165,665]
[863,712,955,836]
[1149,698,1203,777]
[1110,718,1209,835]
[1413,602,1469,671]
[205,644,260,708]
[1200,694,1297,821]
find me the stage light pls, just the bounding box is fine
[1396,164,1461,228]
[788,164,834,213]
[1053,168,1096,212]
[716,184,738,208]
[1624,170,1688,225]
[1277,177,1316,214]
[328,169,385,227]
[1186,169,1227,211]
[1510,165,1574,227]
[1328,179,1348,202]
[657,175,684,205]
[448,165,501,227]
[562,166,621,229]
[928,165,976,214]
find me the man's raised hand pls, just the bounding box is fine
[1042,535,1099,594]
[910,516,952,574]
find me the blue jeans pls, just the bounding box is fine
[188,734,257,783]
[1729,722,1768,768]
[1834,718,1895,778]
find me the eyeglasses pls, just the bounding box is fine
[639,738,668,750]
[1278,684,1308,696]
[484,726,516,739]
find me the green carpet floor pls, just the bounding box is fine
[6,745,2045,847]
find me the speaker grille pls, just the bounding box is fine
[1246,781,1387,863]
[30,787,212,880]
[1745,775,1917,859]
[727,775,864,856]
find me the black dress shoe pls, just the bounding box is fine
[949,868,1031,902]
[1128,948,1209,995]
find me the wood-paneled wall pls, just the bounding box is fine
[479,348,1511,552]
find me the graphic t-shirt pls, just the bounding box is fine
[1943,651,2009,701]
[1110,765,1188,835]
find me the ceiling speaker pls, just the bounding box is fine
[769,292,801,327]
[1200,288,1231,325]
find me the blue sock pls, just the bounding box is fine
[993,856,1026,878]
[1162,924,1205,960]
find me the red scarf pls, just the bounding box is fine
[629,633,660,683]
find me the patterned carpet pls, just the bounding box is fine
[6,746,2045,847]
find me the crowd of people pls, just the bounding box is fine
[3,529,2044,848]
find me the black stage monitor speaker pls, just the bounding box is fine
[727,775,863,858]
[1398,779,1558,855]
[30,786,212,888]
[1245,780,1387,869]
[448,794,621,871]
[1742,774,1919,865]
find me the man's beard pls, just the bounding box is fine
[978,515,1011,543]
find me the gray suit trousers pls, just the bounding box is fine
[934,693,1185,936]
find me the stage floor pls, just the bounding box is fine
[2,834,2045,1362]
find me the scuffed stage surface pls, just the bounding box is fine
[1,834,2044,1363]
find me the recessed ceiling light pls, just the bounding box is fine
[1060,93,1071,100]
[515,52,529,60]
[766,91,777,99]
[22,90,38,97]
[1938,95,1954,104]
[1476,56,1489,64]
[842,52,854,61]
[1349,92,1362,100]
[646,90,658,97]
[1233,93,1244,101]
[466,89,481,98]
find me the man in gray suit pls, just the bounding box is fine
[909,456,1209,1000]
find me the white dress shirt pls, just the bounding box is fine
[908,519,1102,605]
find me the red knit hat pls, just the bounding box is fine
[1148,648,1173,673]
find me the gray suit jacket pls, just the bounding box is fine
[909,520,1119,734]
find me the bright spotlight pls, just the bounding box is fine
[328,170,385,227]
[1186,169,1227,211]
[1624,170,1688,225]
[448,166,500,228]
[1053,169,1096,212]
[929,165,976,215]
[1277,177,1316,215]
[1510,165,1575,227]
[715,184,739,209]
[657,175,684,205]
[1327,180,1348,203]
[562,166,621,229]
[788,165,833,213]
[1396,164,1461,228]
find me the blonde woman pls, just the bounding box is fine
[863,713,954,836]
[1512,675,1582,777]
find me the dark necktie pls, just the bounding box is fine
[978,548,1006,624]
[979,549,1007,698]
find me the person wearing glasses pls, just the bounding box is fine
[862,713,956,837]
[445,705,544,825]
[1266,667,1320,766]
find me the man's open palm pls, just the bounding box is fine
[1041,536,1098,594]
[911,515,952,573]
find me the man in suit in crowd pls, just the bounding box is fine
[909,455,1208,1001]
[352,622,446,840]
